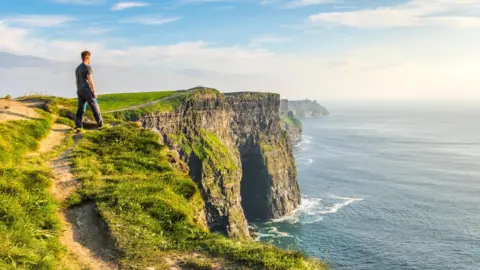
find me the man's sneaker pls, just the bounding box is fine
[98,124,110,130]
[74,128,85,133]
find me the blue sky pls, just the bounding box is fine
[1,0,480,100]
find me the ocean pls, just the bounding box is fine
[254,103,480,270]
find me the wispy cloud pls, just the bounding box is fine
[249,34,289,47]
[4,15,74,27]
[309,0,480,28]
[111,1,150,11]
[120,15,182,25]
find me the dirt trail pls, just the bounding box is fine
[103,88,197,114]
[0,99,39,122]
[45,131,119,269]
[27,123,72,158]
[61,202,119,270]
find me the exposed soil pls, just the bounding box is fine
[46,132,120,269]
[27,123,72,158]
[0,99,39,122]
[62,202,120,270]
[49,146,80,202]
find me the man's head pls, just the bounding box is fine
[81,51,91,64]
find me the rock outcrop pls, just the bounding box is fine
[140,89,301,239]
[280,111,302,145]
[280,99,302,145]
[288,99,329,118]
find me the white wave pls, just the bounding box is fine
[297,135,313,146]
[318,197,363,214]
[307,158,313,164]
[255,226,294,240]
[323,195,363,214]
[301,214,324,224]
[267,210,301,224]
[265,195,363,226]
[299,194,363,222]
[330,195,363,201]
[299,196,323,215]
[255,232,275,240]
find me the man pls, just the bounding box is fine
[75,51,103,132]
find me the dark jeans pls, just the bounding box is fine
[75,89,103,128]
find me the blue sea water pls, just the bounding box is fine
[255,103,480,270]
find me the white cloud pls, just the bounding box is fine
[120,15,182,25]
[111,2,150,11]
[309,0,480,28]
[4,15,74,27]
[1,20,480,101]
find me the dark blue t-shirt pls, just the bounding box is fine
[75,63,93,92]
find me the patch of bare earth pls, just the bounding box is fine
[47,133,120,269]
[62,202,120,270]
[49,146,80,202]
[0,99,39,122]
[28,123,72,158]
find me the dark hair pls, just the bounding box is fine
[81,51,91,60]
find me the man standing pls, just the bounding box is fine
[75,51,103,132]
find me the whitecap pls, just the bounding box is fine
[267,211,301,224]
[254,226,294,240]
[297,135,313,146]
[314,195,363,214]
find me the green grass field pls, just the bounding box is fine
[27,90,189,122]
[97,90,178,111]
[0,112,77,269]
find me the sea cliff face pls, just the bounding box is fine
[280,99,302,145]
[140,89,301,239]
[288,100,329,118]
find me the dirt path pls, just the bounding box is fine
[45,131,119,269]
[27,123,72,158]
[0,99,39,122]
[103,88,197,114]
[61,202,119,270]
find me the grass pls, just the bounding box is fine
[174,129,237,172]
[97,91,178,111]
[68,124,326,269]
[0,112,77,269]
[23,90,190,123]
[280,114,302,130]
[0,111,53,166]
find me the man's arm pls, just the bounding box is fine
[87,73,97,99]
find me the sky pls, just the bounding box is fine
[1,0,480,101]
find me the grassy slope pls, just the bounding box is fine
[280,114,302,130]
[97,91,177,111]
[26,90,187,122]
[68,124,326,269]
[0,112,76,269]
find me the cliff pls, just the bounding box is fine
[280,99,302,144]
[0,94,326,269]
[140,89,301,239]
[288,99,329,118]
[281,111,302,144]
